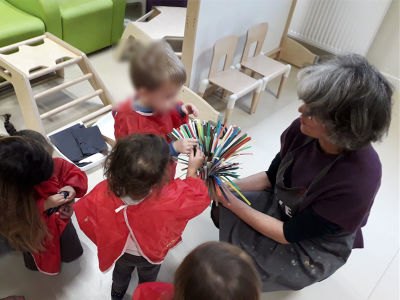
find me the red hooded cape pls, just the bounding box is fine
[133,282,174,300]
[113,100,189,179]
[33,158,88,275]
[113,99,188,140]
[74,177,209,272]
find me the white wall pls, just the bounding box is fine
[367,0,400,88]
[188,0,293,91]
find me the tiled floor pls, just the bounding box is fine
[0,48,398,300]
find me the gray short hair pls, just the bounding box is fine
[297,54,393,150]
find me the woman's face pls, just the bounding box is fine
[298,103,327,139]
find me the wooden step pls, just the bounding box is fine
[81,104,113,124]
[28,57,82,80]
[40,89,103,119]
[34,73,93,100]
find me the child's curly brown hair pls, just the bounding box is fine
[104,134,170,198]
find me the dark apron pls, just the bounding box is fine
[220,139,356,292]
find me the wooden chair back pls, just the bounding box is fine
[209,35,238,78]
[241,22,268,62]
[179,85,220,123]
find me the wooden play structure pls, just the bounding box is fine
[240,22,291,112]
[115,6,186,59]
[198,35,263,123]
[0,33,113,134]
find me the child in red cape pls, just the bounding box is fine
[132,241,262,300]
[113,41,199,179]
[74,134,210,300]
[2,114,87,275]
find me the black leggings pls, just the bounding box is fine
[23,221,83,270]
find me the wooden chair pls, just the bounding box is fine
[0,33,114,134]
[115,6,186,60]
[179,85,220,123]
[240,23,291,113]
[198,35,263,124]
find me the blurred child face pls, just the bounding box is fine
[137,81,182,113]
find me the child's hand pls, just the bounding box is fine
[59,202,74,219]
[187,147,205,178]
[173,139,197,154]
[44,194,69,211]
[59,186,76,201]
[181,103,199,117]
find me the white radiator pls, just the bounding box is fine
[289,0,392,55]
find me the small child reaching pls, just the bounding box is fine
[113,41,198,177]
[2,114,88,274]
[133,241,262,300]
[74,134,210,300]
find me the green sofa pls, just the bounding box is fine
[2,0,126,53]
[0,0,45,47]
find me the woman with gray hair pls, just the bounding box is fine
[212,54,393,291]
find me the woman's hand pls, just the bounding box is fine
[181,103,199,117]
[44,194,69,211]
[218,185,288,244]
[187,147,205,178]
[173,139,198,154]
[59,186,76,201]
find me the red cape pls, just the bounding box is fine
[113,100,188,180]
[32,158,88,275]
[133,282,174,300]
[75,177,209,272]
[113,99,188,140]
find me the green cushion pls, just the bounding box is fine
[0,0,45,47]
[59,0,114,53]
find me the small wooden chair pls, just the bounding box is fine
[0,33,113,134]
[179,85,221,123]
[240,23,291,113]
[199,35,263,124]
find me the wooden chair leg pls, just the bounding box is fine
[225,95,237,124]
[13,74,45,133]
[224,108,233,124]
[250,90,262,114]
[276,74,287,98]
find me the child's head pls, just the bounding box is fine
[130,41,186,113]
[174,241,261,300]
[0,136,53,252]
[3,114,54,155]
[105,134,170,199]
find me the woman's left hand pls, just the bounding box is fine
[217,185,240,208]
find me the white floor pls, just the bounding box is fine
[0,48,398,300]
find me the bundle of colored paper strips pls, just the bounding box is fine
[169,119,252,205]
